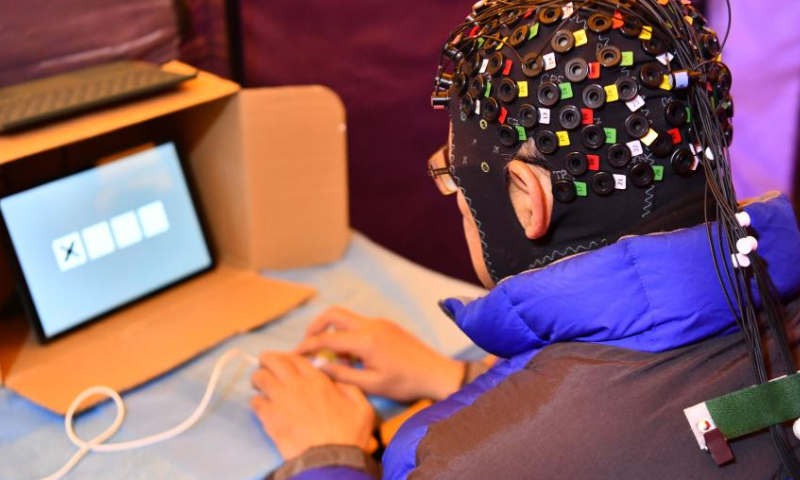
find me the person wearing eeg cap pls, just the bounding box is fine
[249,1,800,479]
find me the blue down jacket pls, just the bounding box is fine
[289,195,800,480]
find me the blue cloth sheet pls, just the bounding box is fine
[0,232,485,480]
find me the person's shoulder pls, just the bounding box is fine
[407,338,797,480]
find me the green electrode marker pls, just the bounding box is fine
[653,165,664,181]
[516,126,527,141]
[621,51,634,67]
[528,22,540,40]
[559,83,574,100]
[604,128,617,144]
[575,181,588,197]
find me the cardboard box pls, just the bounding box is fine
[0,62,350,413]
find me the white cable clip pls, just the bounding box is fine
[731,253,751,269]
[735,211,751,228]
[736,236,758,256]
[794,418,800,441]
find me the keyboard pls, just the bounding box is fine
[0,61,197,133]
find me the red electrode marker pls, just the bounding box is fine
[612,11,625,29]
[581,108,594,125]
[499,107,508,124]
[503,59,513,76]
[668,128,682,144]
[523,7,534,19]
[589,62,601,79]
[587,154,600,170]
[469,25,480,38]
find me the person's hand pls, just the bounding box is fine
[250,352,375,460]
[295,307,465,402]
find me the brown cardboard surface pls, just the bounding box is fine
[0,265,314,414]
[239,87,350,269]
[178,86,350,270]
[0,62,239,165]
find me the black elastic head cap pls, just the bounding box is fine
[433,0,732,282]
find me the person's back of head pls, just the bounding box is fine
[429,0,732,285]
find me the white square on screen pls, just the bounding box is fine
[110,211,143,249]
[81,221,116,260]
[52,232,87,272]
[137,201,170,238]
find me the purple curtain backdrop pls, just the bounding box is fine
[0,0,179,88]
[707,0,800,201]
[176,0,231,79]
[239,1,479,283]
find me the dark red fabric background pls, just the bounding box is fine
[239,1,479,283]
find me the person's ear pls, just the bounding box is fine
[507,160,549,240]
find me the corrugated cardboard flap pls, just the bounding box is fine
[0,265,314,414]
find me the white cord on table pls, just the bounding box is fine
[25,348,259,480]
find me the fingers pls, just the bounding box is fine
[321,363,381,394]
[251,367,280,397]
[336,382,368,405]
[296,330,370,357]
[258,351,301,382]
[249,394,273,422]
[304,307,367,338]
[284,352,319,378]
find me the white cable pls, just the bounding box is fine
[25,348,259,480]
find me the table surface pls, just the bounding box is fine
[0,232,486,480]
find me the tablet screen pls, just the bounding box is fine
[0,142,213,340]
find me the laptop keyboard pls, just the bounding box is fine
[0,61,196,133]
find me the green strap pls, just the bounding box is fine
[706,372,800,439]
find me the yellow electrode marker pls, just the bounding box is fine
[659,74,673,91]
[519,81,529,98]
[641,128,659,146]
[573,29,588,46]
[604,84,619,102]
[639,25,653,40]
[557,131,570,146]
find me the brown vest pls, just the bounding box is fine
[413,300,800,480]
